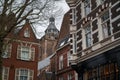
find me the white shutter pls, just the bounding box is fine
[15,68,19,80]
[8,44,12,58]
[29,70,34,80]
[31,47,35,61]
[17,45,21,59]
[2,67,9,80]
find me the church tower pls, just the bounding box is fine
[39,16,59,60]
[45,16,59,40]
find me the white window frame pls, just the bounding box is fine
[24,28,30,37]
[59,76,64,80]
[85,23,92,48]
[84,0,91,16]
[21,46,31,60]
[68,74,72,80]
[73,33,77,54]
[17,45,35,61]
[100,10,111,39]
[59,55,63,70]
[2,44,12,58]
[15,68,34,80]
[2,67,9,80]
[67,51,70,66]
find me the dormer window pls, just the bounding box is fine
[24,28,30,37]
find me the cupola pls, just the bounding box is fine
[45,16,59,40]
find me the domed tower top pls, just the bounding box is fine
[45,16,59,40]
[49,16,55,22]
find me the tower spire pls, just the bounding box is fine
[45,16,59,40]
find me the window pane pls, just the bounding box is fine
[101,11,111,38]
[85,24,92,47]
[85,4,91,15]
[20,69,28,80]
[59,55,63,69]
[21,47,30,60]
[100,0,105,4]
[68,74,72,80]
[101,11,109,22]
[84,0,91,15]
[20,76,28,80]
[2,67,9,80]
[24,28,30,37]
[73,33,77,53]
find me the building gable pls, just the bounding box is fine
[16,21,38,42]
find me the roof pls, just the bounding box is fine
[56,11,70,49]
[57,35,70,48]
[45,17,59,33]
[57,12,70,41]
[38,55,53,70]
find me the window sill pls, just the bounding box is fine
[84,46,92,52]
[100,36,111,43]
[17,58,34,62]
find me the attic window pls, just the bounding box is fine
[60,41,65,47]
[24,28,30,37]
[68,38,70,42]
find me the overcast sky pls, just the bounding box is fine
[34,0,70,39]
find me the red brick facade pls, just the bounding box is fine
[2,21,39,80]
[50,12,77,80]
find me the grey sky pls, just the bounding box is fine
[34,0,70,39]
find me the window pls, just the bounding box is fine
[73,33,77,54]
[100,0,105,4]
[97,0,105,5]
[24,28,30,37]
[68,74,72,80]
[72,8,76,25]
[59,55,63,69]
[86,63,119,80]
[84,0,91,16]
[85,24,92,47]
[2,67,9,80]
[17,45,35,61]
[101,11,111,38]
[59,76,64,80]
[15,68,34,80]
[2,44,12,58]
[60,41,65,47]
[21,47,30,60]
[67,51,70,66]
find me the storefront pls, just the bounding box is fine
[72,45,120,80]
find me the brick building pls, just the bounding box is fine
[50,12,77,80]
[67,0,120,80]
[2,20,39,80]
[38,16,59,80]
